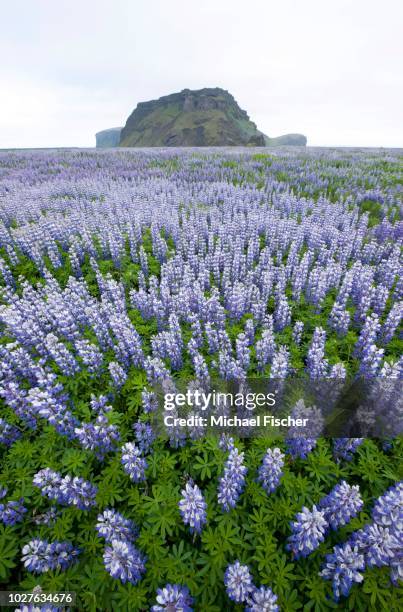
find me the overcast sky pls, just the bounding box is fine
[1,0,402,148]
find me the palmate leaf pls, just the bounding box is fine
[143,483,180,539]
[79,558,113,596]
[168,539,194,565]
[76,529,104,557]
[0,526,18,579]
[251,532,278,571]
[51,509,75,541]
[300,575,337,611]
[201,521,242,562]
[123,368,148,391]
[5,438,39,468]
[261,553,298,597]
[111,583,148,611]
[196,551,226,587]
[361,567,403,610]
[95,478,124,507]
[242,505,272,535]
[146,451,177,479]
[278,588,303,611]
[192,451,216,480]
[351,442,388,489]
[264,495,297,530]
[125,392,143,411]
[61,448,91,474]
[305,450,342,486]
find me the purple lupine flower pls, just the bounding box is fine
[144,356,172,384]
[270,345,289,378]
[320,543,365,600]
[22,539,51,573]
[287,505,327,559]
[151,583,194,612]
[257,448,285,495]
[292,320,304,345]
[371,482,403,532]
[152,330,183,370]
[58,475,98,510]
[286,437,317,460]
[33,469,97,509]
[192,351,210,383]
[356,524,401,568]
[108,361,127,388]
[33,507,59,525]
[90,394,111,413]
[329,362,347,378]
[75,339,103,373]
[333,438,364,461]
[274,295,291,331]
[178,482,207,534]
[224,560,253,603]
[218,434,235,452]
[121,442,147,482]
[285,399,324,459]
[244,318,255,345]
[142,388,158,413]
[96,509,138,544]
[189,315,203,350]
[0,498,27,525]
[320,481,402,597]
[306,327,328,379]
[381,302,402,344]
[218,448,247,511]
[133,421,155,454]
[256,322,276,371]
[0,257,15,288]
[354,313,380,357]
[372,284,389,316]
[358,343,384,377]
[103,539,146,584]
[205,322,220,353]
[390,552,403,585]
[15,604,59,612]
[74,414,120,458]
[319,481,363,530]
[33,468,62,499]
[380,358,402,378]
[22,539,79,573]
[43,333,78,376]
[0,417,21,446]
[329,301,350,336]
[245,586,279,612]
[27,384,78,439]
[236,333,250,371]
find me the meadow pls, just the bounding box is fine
[0,147,402,611]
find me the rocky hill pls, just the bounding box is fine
[95,88,307,147]
[119,88,268,147]
[263,133,307,146]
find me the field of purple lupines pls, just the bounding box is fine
[0,147,402,611]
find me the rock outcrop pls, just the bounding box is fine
[119,88,267,147]
[95,89,307,147]
[95,128,122,148]
[262,133,307,146]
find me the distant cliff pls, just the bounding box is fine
[95,88,307,147]
[95,127,122,148]
[263,133,307,146]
